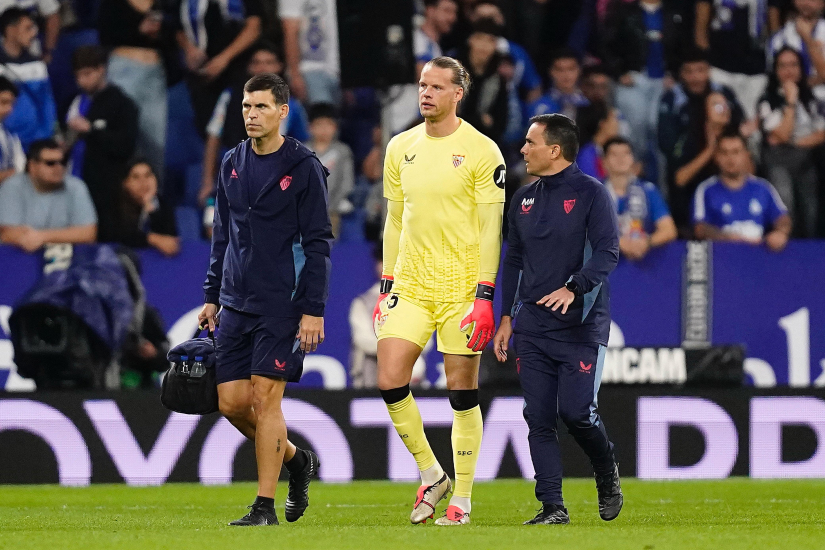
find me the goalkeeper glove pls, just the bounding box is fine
[460,282,496,352]
[372,276,393,336]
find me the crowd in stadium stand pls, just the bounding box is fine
[0,0,822,259]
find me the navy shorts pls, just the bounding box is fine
[215,307,305,384]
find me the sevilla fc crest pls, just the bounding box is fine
[280,175,292,191]
[564,199,576,214]
[452,154,465,168]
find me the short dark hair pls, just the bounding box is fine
[72,45,107,72]
[27,138,62,163]
[470,17,502,37]
[243,73,290,105]
[575,100,610,144]
[581,63,610,81]
[716,131,747,149]
[551,47,580,68]
[250,40,281,60]
[308,103,337,122]
[0,75,18,97]
[681,47,711,67]
[125,157,155,177]
[529,113,580,161]
[0,7,30,36]
[603,136,634,156]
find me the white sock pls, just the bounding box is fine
[449,495,471,514]
[420,463,444,486]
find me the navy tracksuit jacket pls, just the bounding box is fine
[501,163,619,506]
[204,137,333,319]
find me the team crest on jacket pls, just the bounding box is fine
[452,154,465,168]
[280,175,292,190]
[564,199,576,214]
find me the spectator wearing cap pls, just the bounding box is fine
[695,0,771,120]
[526,48,589,122]
[602,136,677,261]
[457,18,509,143]
[0,75,25,185]
[198,43,310,206]
[0,138,97,252]
[694,132,791,251]
[600,0,688,172]
[0,8,56,150]
[66,45,139,243]
[758,45,825,237]
[658,48,745,236]
[307,103,353,238]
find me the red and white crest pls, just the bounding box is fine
[564,199,576,214]
[279,175,292,191]
[452,154,465,168]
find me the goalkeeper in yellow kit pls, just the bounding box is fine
[373,56,506,526]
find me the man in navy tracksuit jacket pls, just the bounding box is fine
[493,114,623,525]
[199,74,333,527]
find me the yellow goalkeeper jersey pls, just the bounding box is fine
[384,119,506,303]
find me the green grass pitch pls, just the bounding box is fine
[1,479,823,550]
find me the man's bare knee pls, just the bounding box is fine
[251,376,286,416]
[219,396,252,420]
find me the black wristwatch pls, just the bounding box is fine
[564,280,578,295]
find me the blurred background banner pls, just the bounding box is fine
[0,241,824,389]
[2,388,824,485]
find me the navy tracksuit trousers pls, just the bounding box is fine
[515,333,616,506]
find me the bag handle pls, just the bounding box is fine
[194,324,216,344]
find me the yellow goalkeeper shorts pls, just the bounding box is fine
[377,294,478,355]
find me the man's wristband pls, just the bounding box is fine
[380,276,394,294]
[564,279,579,296]
[475,282,495,301]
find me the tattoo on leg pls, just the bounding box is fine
[277,438,281,453]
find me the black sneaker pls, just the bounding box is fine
[285,449,320,522]
[228,503,279,526]
[595,463,623,521]
[523,504,570,525]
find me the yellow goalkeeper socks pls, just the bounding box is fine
[384,390,442,483]
[451,404,483,501]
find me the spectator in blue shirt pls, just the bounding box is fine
[602,136,677,261]
[694,133,791,252]
[0,8,57,150]
[0,75,25,185]
[526,48,589,122]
